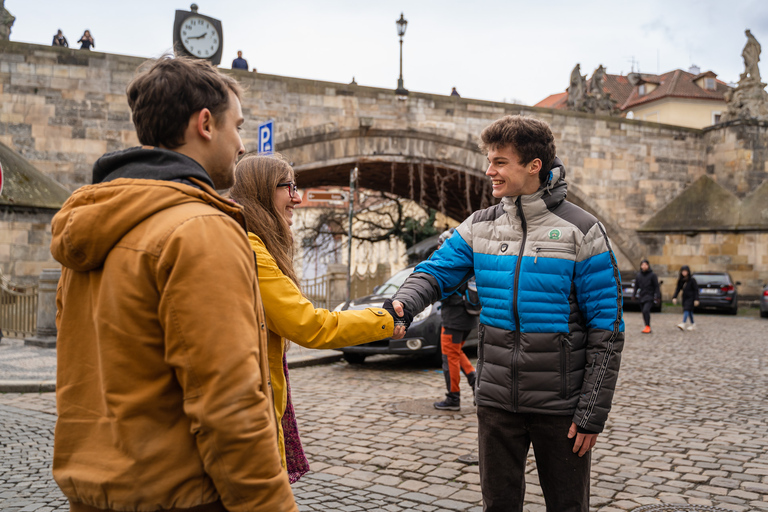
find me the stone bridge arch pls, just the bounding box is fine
[277,125,639,267]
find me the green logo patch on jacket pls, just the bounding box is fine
[548,229,561,240]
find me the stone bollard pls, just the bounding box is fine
[25,268,61,348]
[327,263,348,310]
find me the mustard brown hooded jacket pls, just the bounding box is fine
[50,147,296,512]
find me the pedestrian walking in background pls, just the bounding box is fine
[77,29,94,50]
[232,50,248,70]
[50,57,296,512]
[51,29,68,47]
[432,228,477,411]
[634,259,660,334]
[673,265,699,331]
[229,154,399,483]
[385,115,624,512]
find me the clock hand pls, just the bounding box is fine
[189,32,208,40]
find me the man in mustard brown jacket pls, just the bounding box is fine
[50,57,297,512]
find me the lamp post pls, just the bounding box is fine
[395,13,409,96]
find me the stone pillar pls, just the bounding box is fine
[327,263,348,310]
[25,268,61,348]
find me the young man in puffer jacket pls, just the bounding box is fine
[384,115,625,512]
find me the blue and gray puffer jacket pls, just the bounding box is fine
[392,159,624,433]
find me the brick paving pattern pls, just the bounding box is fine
[1,312,767,511]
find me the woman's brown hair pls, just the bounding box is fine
[230,154,299,287]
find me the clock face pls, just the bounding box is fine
[180,16,220,59]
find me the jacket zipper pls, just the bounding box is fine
[534,246,575,264]
[512,197,527,413]
[580,223,622,429]
[560,337,568,399]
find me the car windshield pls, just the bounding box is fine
[693,274,729,286]
[375,267,415,298]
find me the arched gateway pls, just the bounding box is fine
[278,125,638,267]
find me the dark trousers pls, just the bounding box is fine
[641,300,653,326]
[477,406,590,512]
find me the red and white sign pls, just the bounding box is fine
[306,190,347,202]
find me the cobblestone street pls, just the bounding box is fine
[1,312,767,511]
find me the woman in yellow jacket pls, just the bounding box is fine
[229,155,397,483]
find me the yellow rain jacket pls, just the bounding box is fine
[248,233,394,468]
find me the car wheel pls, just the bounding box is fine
[728,306,738,316]
[343,353,367,365]
[761,310,768,318]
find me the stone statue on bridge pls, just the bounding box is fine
[0,0,14,41]
[566,64,588,111]
[566,63,619,115]
[723,29,768,122]
[740,29,761,84]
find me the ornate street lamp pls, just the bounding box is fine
[395,13,409,96]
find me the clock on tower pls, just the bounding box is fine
[173,4,223,66]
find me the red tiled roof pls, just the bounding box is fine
[621,69,730,110]
[534,73,634,110]
[599,74,634,106]
[534,92,568,109]
[535,68,731,112]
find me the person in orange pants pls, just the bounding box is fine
[433,229,478,411]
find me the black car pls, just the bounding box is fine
[760,283,768,318]
[336,266,477,364]
[620,271,662,312]
[693,272,740,315]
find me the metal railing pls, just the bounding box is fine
[302,273,331,310]
[1,271,39,338]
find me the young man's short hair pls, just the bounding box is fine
[127,56,243,149]
[479,115,557,184]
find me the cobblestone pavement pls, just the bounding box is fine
[1,312,767,511]
[0,338,56,381]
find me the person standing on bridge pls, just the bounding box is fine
[50,57,296,512]
[634,259,660,334]
[383,115,625,512]
[232,50,248,70]
[229,154,398,483]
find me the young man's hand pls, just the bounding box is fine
[383,299,412,339]
[568,422,598,457]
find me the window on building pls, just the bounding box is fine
[704,78,716,90]
[712,112,722,125]
[638,84,646,96]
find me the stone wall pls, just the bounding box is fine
[0,40,766,295]
[642,231,768,300]
[0,208,57,285]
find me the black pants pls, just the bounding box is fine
[641,300,653,326]
[477,406,590,512]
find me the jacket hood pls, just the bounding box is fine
[92,146,215,187]
[52,149,242,272]
[502,157,567,215]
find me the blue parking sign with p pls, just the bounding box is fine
[258,120,274,154]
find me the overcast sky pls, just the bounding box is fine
[7,0,768,105]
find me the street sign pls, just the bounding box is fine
[306,191,348,202]
[258,120,274,154]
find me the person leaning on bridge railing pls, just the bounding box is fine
[228,154,401,483]
[383,114,625,512]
